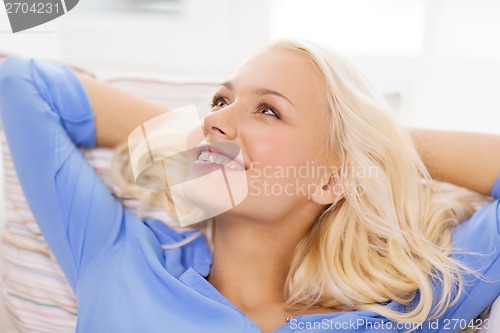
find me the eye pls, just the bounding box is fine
[211,94,229,110]
[257,102,281,119]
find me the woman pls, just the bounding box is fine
[0,39,498,333]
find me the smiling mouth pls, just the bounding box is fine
[194,143,246,170]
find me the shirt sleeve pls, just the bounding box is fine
[0,56,126,291]
[427,175,500,332]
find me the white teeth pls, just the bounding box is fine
[197,151,242,170]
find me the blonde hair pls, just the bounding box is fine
[111,38,484,327]
[273,39,484,323]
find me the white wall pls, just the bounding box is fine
[1,0,271,80]
[270,0,500,134]
[58,0,271,80]
[412,0,500,133]
[270,0,425,118]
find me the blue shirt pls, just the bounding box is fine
[0,56,499,333]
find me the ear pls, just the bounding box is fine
[309,173,345,205]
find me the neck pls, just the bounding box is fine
[206,208,318,310]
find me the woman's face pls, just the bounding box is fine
[186,47,337,224]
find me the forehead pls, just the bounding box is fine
[229,47,327,112]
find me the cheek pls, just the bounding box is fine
[247,132,300,166]
[246,131,323,186]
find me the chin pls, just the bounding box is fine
[181,175,233,215]
[172,164,249,225]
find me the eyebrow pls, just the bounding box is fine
[219,81,295,108]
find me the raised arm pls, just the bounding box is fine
[0,56,166,289]
[410,128,500,195]
[76,73,167,148]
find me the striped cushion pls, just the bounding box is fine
[0,70,216,333]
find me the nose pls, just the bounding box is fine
[202,104,239,140]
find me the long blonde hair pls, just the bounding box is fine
[111,38,482,326]
[274,39,483,322]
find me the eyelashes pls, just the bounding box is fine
[210,93,282,120]
[255,102,281,119]
[211,94,227,109]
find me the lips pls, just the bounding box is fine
[194,142,247,170]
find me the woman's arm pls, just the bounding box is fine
[0,57,132,289]
[76,73,167,148]
[410,128,500,195]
